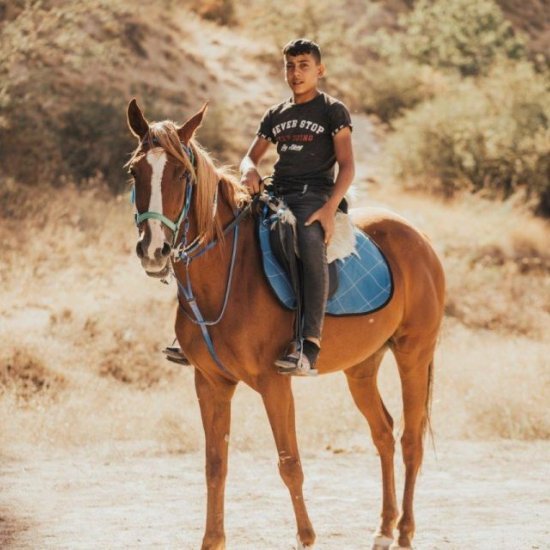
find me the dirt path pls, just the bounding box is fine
[1,440,548,549]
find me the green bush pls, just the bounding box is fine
[357,61,443,123]
[371,0,528,77]
[59,91,134,192]
[0,88,135,193]
[384,60,550,211]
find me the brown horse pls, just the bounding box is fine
[126,99,445,550]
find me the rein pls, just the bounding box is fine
[174,193,259,382]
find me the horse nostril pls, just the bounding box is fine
[136,241,144,259]
[161,242,172,257]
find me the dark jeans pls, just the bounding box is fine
[284,189,329,342]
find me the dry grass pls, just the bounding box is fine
[0,181,548,459]
[0,348,66,401]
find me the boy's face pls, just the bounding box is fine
[284,53,325,96]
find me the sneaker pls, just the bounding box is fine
[162,346,191,366]
[275,346,318,377]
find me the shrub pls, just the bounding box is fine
[0,1,135,190]
[192,0,236,26]
[370,0,528,77]
[195,102,247,163]
[0,348,66,400]
[357,61,445,122]
[384,60,550,210]
[58,90,133,192]
[0,1,221,194]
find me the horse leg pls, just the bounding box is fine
[344,348,398,550]
[194,369,237,550]
[392,339,435,549]
[260,377,316,549]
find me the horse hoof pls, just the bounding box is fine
[372,534,394,549]
[296,534,315,549]
[389,544,413,550]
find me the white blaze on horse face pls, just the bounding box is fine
[145,149,168,260]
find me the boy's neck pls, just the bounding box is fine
[292,88,320,104]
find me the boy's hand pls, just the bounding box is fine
[305,203,337,244]
[240,168,262,194]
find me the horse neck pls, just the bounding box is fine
[174,173,258,313]
[187,170,239,246]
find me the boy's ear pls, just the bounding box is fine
[317,63,326,78]
[127,98,149,139]
[177,103,208,144]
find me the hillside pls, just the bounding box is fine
[0,1,286,188]
[1,0,548,191]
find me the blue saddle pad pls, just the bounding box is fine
[258,215,393,316]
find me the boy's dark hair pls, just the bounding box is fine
[282,39,321,63]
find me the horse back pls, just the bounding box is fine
[350,206,445,314]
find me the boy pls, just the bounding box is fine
[241,38,355,376]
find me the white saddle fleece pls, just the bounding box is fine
[265,196,358,264]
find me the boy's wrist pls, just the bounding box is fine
[240,165,259,176]
[326,196,341,211]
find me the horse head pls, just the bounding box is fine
[126,98,207,277]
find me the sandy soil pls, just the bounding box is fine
[1,440,548,549]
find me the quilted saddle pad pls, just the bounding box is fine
[257,216,394,316]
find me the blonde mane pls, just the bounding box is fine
[129,120,250,243]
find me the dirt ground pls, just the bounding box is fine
[1,440,548,549]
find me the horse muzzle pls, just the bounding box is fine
[145,263,171,279]
[139,256,170,278]
[136,239,172,277]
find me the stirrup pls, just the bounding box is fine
[275,348,318,377]
[162,346,191,366]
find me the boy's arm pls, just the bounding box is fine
[240,136,272,194]
[306,127,355,244]
[327,127,355,210]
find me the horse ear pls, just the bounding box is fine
[127,98,149,139]
[177,102,208,144]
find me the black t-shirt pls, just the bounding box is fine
[256,91,352,192]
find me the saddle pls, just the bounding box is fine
[257,195,393,317]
